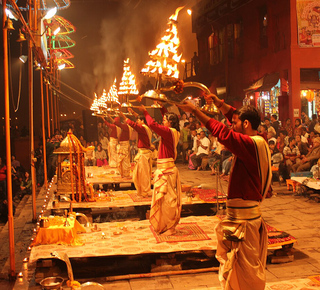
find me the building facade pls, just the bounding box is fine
[192,0,320,124]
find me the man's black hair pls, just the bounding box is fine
[237,106,261,130]
[165,112,180,132]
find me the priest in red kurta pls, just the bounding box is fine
[103,117,120,168]
[113,116,132,178]
[119,109,153,197]
[178,95,272,290]
[139,105,182,236]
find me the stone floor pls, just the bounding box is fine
[1,164,320,289]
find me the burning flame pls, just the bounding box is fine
[118,58,139,95]
[141,6,184,80]
[90,93,100,112]
[90,78,120,114]
[106,78,120,105]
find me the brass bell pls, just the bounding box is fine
[17,29,26,42]
[4,18,14,31]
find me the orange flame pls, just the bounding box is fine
[118,58,139,95]
[105,78,120,104]
[141,6,184,80]
[90,79,120,114]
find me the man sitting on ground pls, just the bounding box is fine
[191,131,210,170]
[292,137,320,172]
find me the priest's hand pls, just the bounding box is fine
[177,101,197,113]
[118,110,126,120]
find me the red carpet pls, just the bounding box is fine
[150,223,211,243]
[128,192,152,202]
[191,188,227,202]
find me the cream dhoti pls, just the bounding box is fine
[149,158,182,234]
[118,140,131,178]
[132,148,153,197]
[108,137,118,168]
[215,198,267,290]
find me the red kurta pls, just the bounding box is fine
[206,110,263,201]
[144,111,175,159]
[104,121,118,138]
[126,119,150,149]
[114,117,130,141]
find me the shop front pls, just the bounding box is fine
[244,72,284,120]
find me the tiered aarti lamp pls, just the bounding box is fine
[140,7,218,114]
[105,78,121,116]
[91,79,120,117]
[141,7,183,89]
[118,58,139,110]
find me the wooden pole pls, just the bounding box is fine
[3,0,16,279]
[45,81,51,138]
[28,0,37,222]
[40,70,48,188]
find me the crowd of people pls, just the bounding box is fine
[0,156,32,222]
[263,113,320,181]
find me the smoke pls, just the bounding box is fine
[89,0,197,96]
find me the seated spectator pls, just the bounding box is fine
[11,155,20,170]
[264,118,277,138]
[84,142,96,166]
[208,141,222,175]
[195,121,203,134]
[179,113,188,131]
[95,144,108,167]
[276,136,285,154]
[187,131,199,169]
[307,131,317,149]
[180,122,190,164]
[19,171,32,197]
[220,155,234,180]
[284,118,293,138]
[292,137,320,172]
[301,111,310,127]
[283,137,301,174]
[293,118,302,136]
[310,158,320,178]
[190,131,210,171]
[99,132,109,157]
[188,115,196,131]
[267,131,277,146]
[301,126,309,141]
[269,139,283,168]
[308,114,318,133]
[0,158,7,200]
[295,134,309,156]
[259,124,268,140]
[218,146,232,174]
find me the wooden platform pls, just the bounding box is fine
[29,215,219,264]
[85,166,133,185]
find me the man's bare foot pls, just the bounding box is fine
[161,228,176,236]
